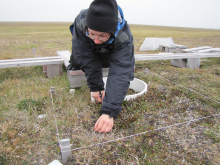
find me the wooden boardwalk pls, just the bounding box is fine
[57,50,220,87]
[134,53,220,61]
[0,56,64,78]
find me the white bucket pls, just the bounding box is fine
[91,77,148,102]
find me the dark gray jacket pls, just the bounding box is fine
[70,9,135,118]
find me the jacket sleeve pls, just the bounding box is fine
[100,38,135,119]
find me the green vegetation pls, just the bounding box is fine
[0,22,220,164]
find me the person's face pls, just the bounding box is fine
[87,28,111,44]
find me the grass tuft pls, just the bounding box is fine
[16,98,47,115]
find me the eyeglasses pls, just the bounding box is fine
[86,30,110,42]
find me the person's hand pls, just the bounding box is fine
[92,91,105,103]
[94,114,113,133]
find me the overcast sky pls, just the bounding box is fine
[0,0,220,29]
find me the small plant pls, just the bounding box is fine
[204,131,220,143]
[126,88,137,95]
[16,98,46,115]
[212,69,220,75]
[0,153,9,165]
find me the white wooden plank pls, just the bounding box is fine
[57,50,71,67]
[181,46,213,53]
[56,50,220,63]
[159,44,177,48]
[198,48,220,53]
[169,44,187,48]
[159,52,174,55]
[0,59,63,68]
[135,53,220,61]
[0,56,62,63]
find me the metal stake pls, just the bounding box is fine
[50,87,55,95]
[60,139,71,162]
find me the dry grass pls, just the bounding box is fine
[0,22,220,164]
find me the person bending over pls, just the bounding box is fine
[68,0,135,133]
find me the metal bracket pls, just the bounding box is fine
[50,87,55,95]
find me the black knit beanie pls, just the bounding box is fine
[86,0,118,35]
